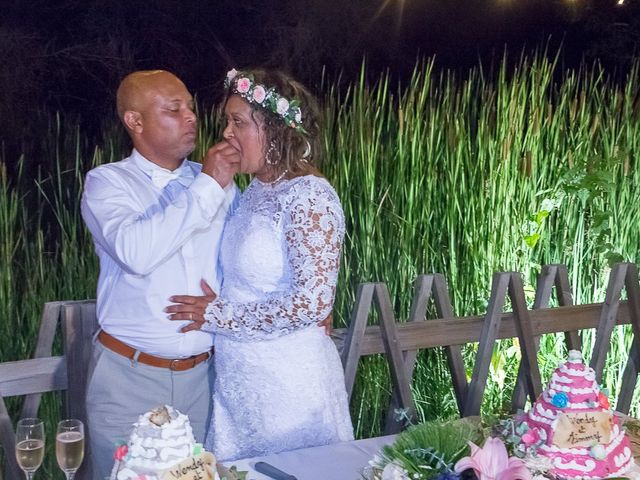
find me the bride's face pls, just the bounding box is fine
[222,95,270,179]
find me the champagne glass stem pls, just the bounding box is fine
[65,473,76,480]
[24,472,35,480]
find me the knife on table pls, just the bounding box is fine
[254,461,298,480]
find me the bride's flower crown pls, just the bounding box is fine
[225,69,307,133]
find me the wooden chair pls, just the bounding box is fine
[335,262,640,434]
[0,300,96,480]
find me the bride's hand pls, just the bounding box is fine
[166,279,217,332]
[318,313,333,336]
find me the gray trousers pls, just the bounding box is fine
[85,338,213,480]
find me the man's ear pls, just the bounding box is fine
[123,111,143,133]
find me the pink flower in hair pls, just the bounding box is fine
[226,69,238,82]
[276,97,290,115]
[252,85,266,103]
[236,77,251,93]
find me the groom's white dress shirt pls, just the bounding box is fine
[81,149,237,357]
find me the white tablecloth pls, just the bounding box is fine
[225,435,396,480]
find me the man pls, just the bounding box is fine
[81,70,239,478]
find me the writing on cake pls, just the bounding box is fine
[553,412,612,448]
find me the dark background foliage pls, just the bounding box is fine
[0,0,638,168]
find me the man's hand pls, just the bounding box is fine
[166,279,217,333]
[318,313,333,336]
[201,140,240,188]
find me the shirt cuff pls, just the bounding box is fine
[189,173,226,219]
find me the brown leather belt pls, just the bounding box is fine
[98,330,212,371]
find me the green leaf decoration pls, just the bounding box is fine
[378,417,486,479]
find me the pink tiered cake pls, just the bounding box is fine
[519,350,634,479]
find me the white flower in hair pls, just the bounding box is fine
[226,69,238,82]
[276,97,290,115]
[236,77,251,93]
[252,85,266,104]
[295,109,302,123]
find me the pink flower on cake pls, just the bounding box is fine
[598,391,610,409]
[236,77,251,93]
[521,428,540,447]
[114,444,128,461]
[454,437,533,480]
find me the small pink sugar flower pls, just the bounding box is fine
[236,77,251,93]
[252,85,266,103]
[521,428,540,447]
[454,437,532,480]
[114,444,128,461]
[598,391,610,409]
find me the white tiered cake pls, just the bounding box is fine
[113,405,218,480]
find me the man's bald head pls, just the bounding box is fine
[114,69,197,169]
[116,70,186,122]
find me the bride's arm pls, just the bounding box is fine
[202,181,345,339]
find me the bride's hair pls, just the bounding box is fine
[222,68,323,178]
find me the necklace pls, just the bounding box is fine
[262,169,289,185]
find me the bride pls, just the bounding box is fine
[168,67,354,461]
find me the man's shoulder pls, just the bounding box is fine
[86,155,135,178]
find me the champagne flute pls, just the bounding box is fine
[15,418,45,480]
[56,419,85,480]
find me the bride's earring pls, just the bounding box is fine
[301,140,311,161]
[265,140,278,166]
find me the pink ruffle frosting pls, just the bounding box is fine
[521,350,634,479]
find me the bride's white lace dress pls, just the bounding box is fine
[202,174,354,462]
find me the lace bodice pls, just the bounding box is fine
[203,175,345,341]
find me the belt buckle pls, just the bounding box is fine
[169,359,182,371]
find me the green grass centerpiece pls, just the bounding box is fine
[363,417,486,479]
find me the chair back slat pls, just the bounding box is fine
[591,264,629,379]
[430,274,468,413]
[384,275,432,432]
[62,301,98,479]
[512,265,576,411]
[20,302,64,419]
[374,284,416,433]
[0,357,67,397]
[614,264,640,413]
[0,396,19,479]
[463,272,511,416]
[340,283,377,399]
[508,273,543,404]
[63,301,98,423]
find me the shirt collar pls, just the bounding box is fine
[131,149,190,179]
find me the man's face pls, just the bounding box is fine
[135,73,197,166]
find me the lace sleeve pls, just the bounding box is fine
[203,179,345,340]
